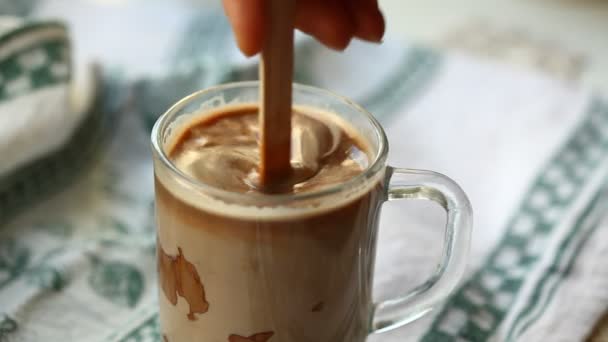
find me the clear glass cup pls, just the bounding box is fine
[151,82,472,342]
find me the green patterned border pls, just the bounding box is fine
[117,315,160,342]
[507,180,608,340]
[136,13,232,131]
[422,98,608,341]
[0,314,18,339]
[361,47,441,119]
[0,21,70,103]
[0,21,65,47]
[0,38,70,102]
[0,67,113,224]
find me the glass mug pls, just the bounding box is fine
[151,82,473,342]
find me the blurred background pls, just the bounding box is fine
[10,0,608,85]
[386,0,608,90]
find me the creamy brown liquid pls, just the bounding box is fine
[169,106,369,194]
[155,106,383,342]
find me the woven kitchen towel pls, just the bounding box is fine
[0,17,116,225]
[1,1,608,342]
[372,53,608,342]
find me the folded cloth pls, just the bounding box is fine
[1,2,608,342]
[0,17,113,224]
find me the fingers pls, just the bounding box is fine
[295,0,355,51]
[294,0,384,49]
[222,0,265,56]
[223,0,386,56]
[351,0,385,42]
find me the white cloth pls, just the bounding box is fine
[369,52,608,342]
[0,20,77,177]
[1,2,607,341]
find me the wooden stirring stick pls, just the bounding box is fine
[258,0,296,190]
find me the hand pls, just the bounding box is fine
[223,0,385,56]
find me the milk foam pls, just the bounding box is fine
[155,104,383,221]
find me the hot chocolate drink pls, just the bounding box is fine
[168,105,370,194]
[154,104,384,342]
[153,83,473,342]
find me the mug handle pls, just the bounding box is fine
[371,167,473,333]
